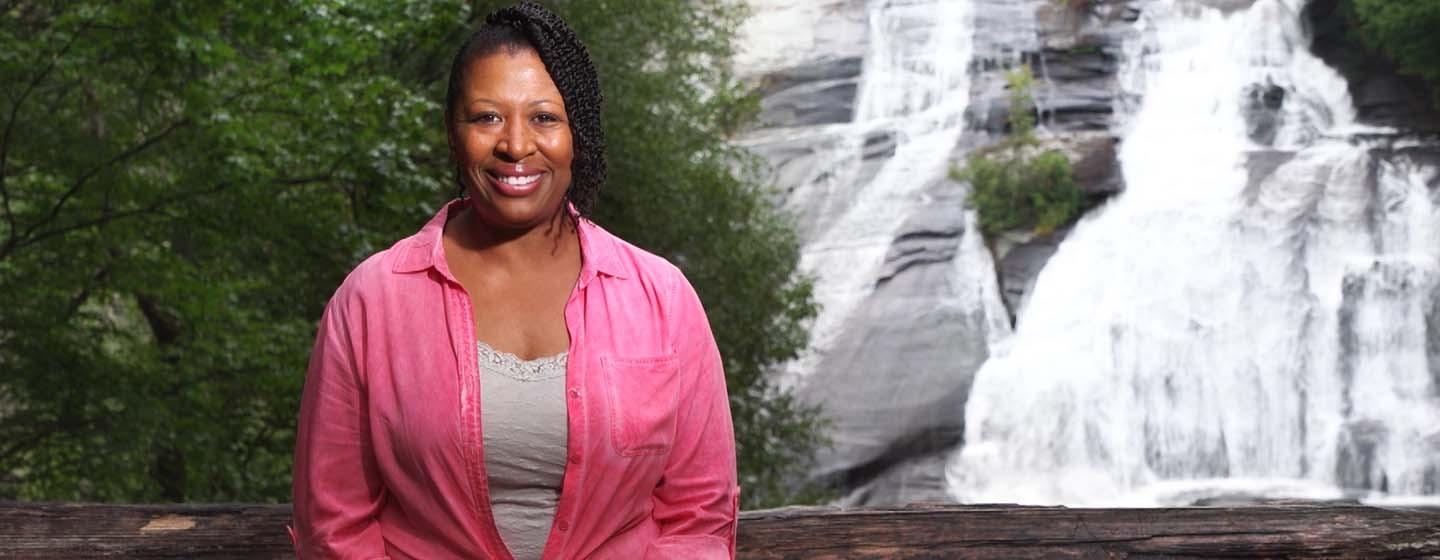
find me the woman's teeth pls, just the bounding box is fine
[498,174,540,185]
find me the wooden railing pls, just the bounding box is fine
[2,501,1438,558]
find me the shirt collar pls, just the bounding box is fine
[391,199,628,284]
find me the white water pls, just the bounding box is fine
[739,0,988,392]
[947,0,1440,506]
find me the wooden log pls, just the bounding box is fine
[0,502,294,559]
[738,503,1440,559]
[0,501,1437,558]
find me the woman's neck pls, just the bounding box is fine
[444,204,580,273]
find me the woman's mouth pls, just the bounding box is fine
[487,170,544,196]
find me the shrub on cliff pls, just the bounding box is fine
[961,149,1080,236]
[953,65,1082,236]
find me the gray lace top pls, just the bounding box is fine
[478,340,569,560]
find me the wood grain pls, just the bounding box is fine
[0,502,293,559]
[736,503,1440,559]
[1,501,1437,558]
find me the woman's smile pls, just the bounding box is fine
[486,163,546,196]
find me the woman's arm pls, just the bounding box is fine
[645,276,741,560]
[292,296,390,559]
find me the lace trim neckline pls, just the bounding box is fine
[477,340,568,382]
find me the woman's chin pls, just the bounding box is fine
[468,197,567,233]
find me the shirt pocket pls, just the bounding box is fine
[602,354,680,457]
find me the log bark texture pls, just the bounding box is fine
[739,503,1440,559]
[1,501,1437,558]
[0,502,293,559]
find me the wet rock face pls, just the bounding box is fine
[834,447,953,506]
[755,57,864,128]
[1243,81,1287,145]
[1036,45,1123,131]
[997,229,1067,319]
[1193,0,1258,13]
[1069,135,1124,199]
[876,210,965,286]
[996,0,1135,135]
[797,180,989,504]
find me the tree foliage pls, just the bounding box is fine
[0,0,822,509]
[1344,0,1440,106]
[953,65,1081,236]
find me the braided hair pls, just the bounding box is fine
[444,1,606,218]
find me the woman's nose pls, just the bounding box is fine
[494,120,534,160]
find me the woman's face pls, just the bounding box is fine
[450,47,574,231]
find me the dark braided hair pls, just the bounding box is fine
[444,1,606,218]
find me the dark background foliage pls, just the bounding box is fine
[1342,0,1440,107]
[0,0,825,509]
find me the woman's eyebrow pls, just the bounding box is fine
[463,97,501,109]
[462,98,563,109]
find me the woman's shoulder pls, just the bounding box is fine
[327,233,434,308]
[581,220,710,323]
[581,219,689,287]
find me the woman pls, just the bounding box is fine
[291,3,739,558]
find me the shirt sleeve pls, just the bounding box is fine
[292,294,391,559]
[644,273,741,560]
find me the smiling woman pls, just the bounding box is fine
[290,3,740,559]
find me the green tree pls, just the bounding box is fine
[1,0,460,502]
[0,0,822,509]
[1344,0,1440,106]
[953,65,1081,236]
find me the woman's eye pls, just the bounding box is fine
[468,113,500,124]
[534,112,561,124]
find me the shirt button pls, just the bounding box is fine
[569,454,581,465]
[557,521,569,532]
[568,388,580,399]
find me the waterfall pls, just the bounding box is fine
[946,0,1440,506]
[738,0,989,393]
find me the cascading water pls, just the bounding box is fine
[733,0,1023,502]
[947,0,1440,506]
[738,0,989,393]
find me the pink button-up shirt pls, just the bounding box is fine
[293,202,739,559]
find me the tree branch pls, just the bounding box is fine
[136,293,183,346]
[0,180,228,260]
[1,12,92,248]
[0,163,333,261]
[11,117,192,250]
[1,66,286,260]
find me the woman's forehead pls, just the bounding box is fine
[461,49,563,102]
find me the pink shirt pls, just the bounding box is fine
[292,201,739,559]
